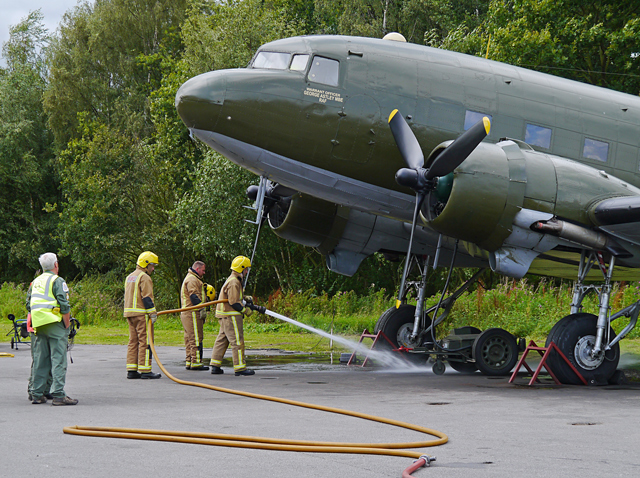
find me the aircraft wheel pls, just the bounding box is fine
[472,328,518,376]
[374,305,418,349]
[374,305,428,364]
[545,313,619,385]
[447,360,477,374]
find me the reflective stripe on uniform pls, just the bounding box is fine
[231,316,245,369]
[31,273,63,328]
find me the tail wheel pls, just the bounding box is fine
[472,328,518,376]
[546,313,619,385]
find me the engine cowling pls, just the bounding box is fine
[268,193,349,255]
[422,141,525,252]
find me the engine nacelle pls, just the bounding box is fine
[268,193,349,255]
[421,139,640,277]
[422,141,524,252]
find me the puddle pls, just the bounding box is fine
[175,353,351,373]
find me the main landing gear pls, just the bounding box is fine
[375,242,521,376]
[545,251,639,385]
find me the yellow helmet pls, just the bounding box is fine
[137,251,159,268]
[205,284,216,301]
[230,255,251,273]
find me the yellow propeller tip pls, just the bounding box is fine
[395,299,402,309]
[483,116,491,134]
[388,109,399,123]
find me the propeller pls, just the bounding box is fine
[388,109,490,307]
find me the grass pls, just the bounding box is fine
[4,276,640,360]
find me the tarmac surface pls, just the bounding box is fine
[2,342,640,478]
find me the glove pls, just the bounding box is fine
[243,306,254,317]
[248,304,266,314]
[149,313,158,324]
[200,308,207,321]
[244,296,254,306]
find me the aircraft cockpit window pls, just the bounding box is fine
[290,54,309,71]
[253,51,290,70]
[308,56,339,87]
[583,138,609,162]
[464,110,492,131]
[525,124,552,149]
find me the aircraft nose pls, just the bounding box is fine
[175,70,226,130]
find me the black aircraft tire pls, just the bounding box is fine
[374,305,428,365]
[545,314,620,385]
[374,304,417,349]
[472,328,519,376]
[447,361,478,374]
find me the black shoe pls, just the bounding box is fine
[127,371,141,379]
[28,393,32,401]
[31,396,47,404]
[189,365,209,371]
[52,396,78,406]
[44,393,54,400]
[185,365,191,370]
[140,372,161,379]
[210,366,224,375]
[235,369,255,376]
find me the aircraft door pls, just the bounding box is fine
[332,94,381,164]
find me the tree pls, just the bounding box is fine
[44,0,188,149]
[0,10,59,281]
[460,0,640,95]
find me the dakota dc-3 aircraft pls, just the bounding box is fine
[175,33,640,385]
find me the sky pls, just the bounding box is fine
[0,0,81,56]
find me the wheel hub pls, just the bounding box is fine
[397,323,419,348]
[574,335,604,371]
[480,337,511,368]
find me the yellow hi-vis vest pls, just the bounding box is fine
[30,272,62,328]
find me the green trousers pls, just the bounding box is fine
[29,332,52,396]
[32,321,69,399]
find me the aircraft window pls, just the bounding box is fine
[290,54,309,71]
[253,51,290,70]
[464,110,492,130]
[583,138,609,162]
[525,124,552,149]
[308,56,339,87]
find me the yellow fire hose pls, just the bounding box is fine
[64,301,447,474]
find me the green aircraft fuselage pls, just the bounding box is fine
[176,35,640,280]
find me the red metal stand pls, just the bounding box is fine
[509,340,587,386]
[347,329,403,367]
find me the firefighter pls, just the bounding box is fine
[180,261,209,370]
[210,255,264,376]
[124,251,161,379]
[27,253,78,405]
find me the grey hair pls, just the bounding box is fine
[39,252,58,271]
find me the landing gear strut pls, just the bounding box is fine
[375,240,518,376]
[546,251,640,385]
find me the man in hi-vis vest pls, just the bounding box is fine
[180,260,209,370]
[27,253,78,405]
[124,251,160,379]
[210,256,264,376]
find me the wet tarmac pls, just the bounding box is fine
[2,343,640,478]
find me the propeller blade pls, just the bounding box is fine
[425,117,490,180]
[388,109,424,170]
[396,193,425,308]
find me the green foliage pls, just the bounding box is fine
[0,10,58,281]
[445,0,640,95]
